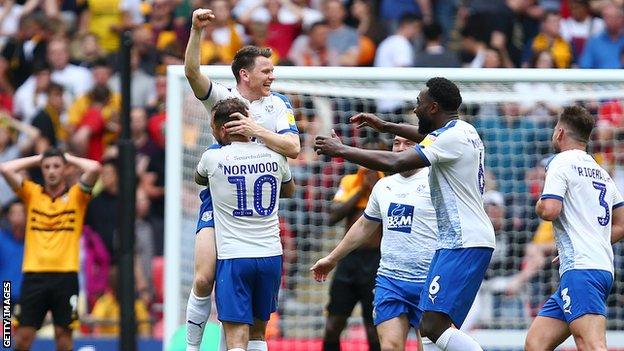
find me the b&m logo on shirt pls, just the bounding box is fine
[387,203,414,233]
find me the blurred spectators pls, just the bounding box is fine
[528,11,572,68]
[288,20,334,66]
[322,0,359,66]
[48,36,93,100]
[13,62,50,123]
[110,50,156,108]
[560,0,605,61]
[414,22,460,67]
[85,158,119,256]
[31,82,67,150]
[351,0,386,45]
[580,2,624,68]
[0,200,25,301]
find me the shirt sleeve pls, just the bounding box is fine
[418,129,464,166]
[16,180,37,203]
[541,159,567,201]
[199,82,233,112]
[280,156,292,183]
[196,150,218,178]
[363,182,382,222]
[272,93,299,134]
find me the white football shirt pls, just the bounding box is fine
[197,142,292,259]
[364,169,437,282]
[415,119,496,249]
[541,149,624,276]
[200,82,299,137]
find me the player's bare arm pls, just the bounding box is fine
[280,179,296,198]
[64,153,102,189]
[611,206,624,244]
[535,198,562,221]
[0,154,42,190]
[310,215,381,282]
[351,113,425,143]
[328,171,377,225]
[314,130,426,173]
[225,112,301,159]
[195,171,208,186]
[184,8,215,99]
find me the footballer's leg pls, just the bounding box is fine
[525,316,571,351]
[248,319,269,351]
[187,189,217,350]
[376,315,409,351]
[569,314,607,351]
[187,227,217,350]
[222,322,250,350]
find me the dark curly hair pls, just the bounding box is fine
[212,98,248,128]
[426,77,462,111]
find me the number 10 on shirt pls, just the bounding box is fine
[228,175,278,217]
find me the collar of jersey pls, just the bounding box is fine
[233,87,269,104]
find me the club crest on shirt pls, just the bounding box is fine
[265,104,274,113]
[387,203,414,233]
[419,135,436,147]
[201,211,213,222]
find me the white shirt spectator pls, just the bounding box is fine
[374,34,414,113]
[109,70,156,108]
[120,0,144,26]
[560,16,605,45]
[212,23,248,47]
[51,64,93,101]
[0,4,23,50]
[13,77,47,123]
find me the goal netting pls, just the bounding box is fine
[165,66,624,350]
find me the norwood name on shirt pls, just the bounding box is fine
[222,161,280,175]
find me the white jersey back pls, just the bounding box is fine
[416,119,496,249]
[364,169,437,282]
[200,82,299,136]
[197,142,292,259]
[541,149,624,275]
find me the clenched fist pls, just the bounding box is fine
[191,8,215,30]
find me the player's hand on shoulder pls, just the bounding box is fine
[314,129,343,156]
[350,113,387,132]
[191,8,215,30]
[310,256,337,282]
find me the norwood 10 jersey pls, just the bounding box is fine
[197,142,292,259]
[541,149,624,276]
[415,119,495,249]
[200,82,299,136]
[363,169,437,282]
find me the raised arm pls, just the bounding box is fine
[64,153,102,189]
[1,112,40,155]
[314,131,427,173]
[0,154,42,190]
[310,215,381,282]
[184,9,215,99]
[351,113,425,143]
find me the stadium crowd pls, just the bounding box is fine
[1,0,624,341]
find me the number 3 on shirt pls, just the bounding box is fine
[228,175,278,217]
[593,181,610,226]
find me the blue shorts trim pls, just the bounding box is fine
[418,247,493,328]
[373,275,424,328]
[195,189,214,233]
[215,255,282,325]
[538,269,612,324]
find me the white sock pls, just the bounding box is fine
[219,323,228,351]
[435,328,483,351]
[247,340,268,351]
[186,290,212,348]
[422,337,442,350]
